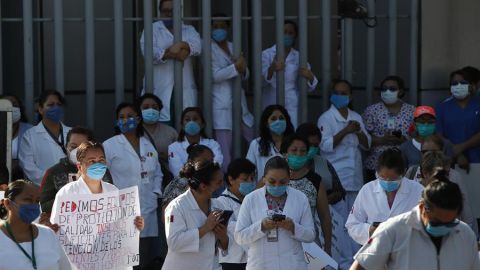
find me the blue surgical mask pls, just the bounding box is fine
[307,146,319,160]
[212,28,228,42]
[269,120,287,135]
[45,106,64,123]
[330,94,350,109]
[163,19,173,28]
[451,84,469,99]
[184,121,201,136]
[12,201,41,224]
[117,117,138,133]
[142,108,161,124]
[287,154,309,170]
[86,163,107,181]
[425,223,452,237]
[239,182,256,196]
[284,35,295,47]
[266,185,287,197]
[381,90,399,105]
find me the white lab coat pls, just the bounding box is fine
[245,138,282,182]
[318,105,371,192]
[345,178,424,245]
[261,45,318,128]
[211,41,254,130]
[234,187,316,270]
[103,135,163,237]
[215,189,247,264]
[354,206,480,270]
[162,189,223,270]
[18,122,71,185]
[168,137,223,177]
[140,21,202,122]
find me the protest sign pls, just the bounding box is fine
[53,186,141,270]
[303,242,338,269]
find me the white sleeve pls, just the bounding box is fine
[357,117,372,150]
[211,49,239,83]
[164,202,201,253]
[168,143,184,178]
[291,194,316,243]
[306,62,318,91]
[18,131,44,185]
[318,115,336,153]
[261,50,275,85]
[246,141,259,180]
[345,189,371,245]
[234,196,266,245]
[185,26,202,57]
[210,140,224,167]
[354,225,394,270]
[140,24,168,65]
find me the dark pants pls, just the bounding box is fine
[221,263,247,270]
[133,237,163,270]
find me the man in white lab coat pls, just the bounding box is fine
[140,0,202,123]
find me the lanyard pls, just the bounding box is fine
[42,122,67,155]
[219,194,242,205]
[4,222,37,269]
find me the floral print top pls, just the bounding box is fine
[362,102,415,170]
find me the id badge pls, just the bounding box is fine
[140,172,149,184]
[67,173,77,183]
[387,118,395,130]
[267,227,278,242]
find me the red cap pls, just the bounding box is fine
[414,106,436,118]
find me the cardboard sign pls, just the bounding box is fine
[53,186,141,270]
[303,242,338,269]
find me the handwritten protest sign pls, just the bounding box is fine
[53,186,141,270]
[303,242,338,270]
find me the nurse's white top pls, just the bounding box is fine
[168,137,224,177]
[345,178,424,245]
[234,187,316,270]
[0,224,73,270]
[18,122,71,185]
[318,105,371,191]
[245,138,282,182]
[354,206,480,270]
[162,189,223,270]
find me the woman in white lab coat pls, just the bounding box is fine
[210,14,255,170]
[168,107,223,177]
[103,102,163,269]
[162,160,228,270]
[139,0,202,123]
[234,156,315,270]
[19,90,71,185]
[262,20,318,128]
[345,148,424,245]
[246,105,294,182]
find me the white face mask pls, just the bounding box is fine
[69,148,78,164]
[381,90,399,105]
[451,84,469,99]
[12,107,21,123]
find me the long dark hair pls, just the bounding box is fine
[258,105,294,156]
[422,178,463,214]
[181,160,221,190]
[177,107,209,142]
[114,102,144,137]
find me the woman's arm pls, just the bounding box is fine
[316,182,332,255]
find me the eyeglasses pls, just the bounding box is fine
[429,219,460,228]
[381,86,399,92]
[450,80,469,86]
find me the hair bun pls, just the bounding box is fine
[432,169,449,182]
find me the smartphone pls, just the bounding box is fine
[372,222,381,227]
[272,214,286,222]
[391,130,402,138]
[220,210,233,226]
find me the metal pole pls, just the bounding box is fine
[0,2,3,95]
[342,18,353,83]
[388,0,397,75]
[321,0,331,111]
[298,0,308,124]
[409,0,419,105]
[114,0,125,105]
[143,0,154,94]
[85,0,95,128]
[173,0,183,129]
[23,0,34,121]
[366,0,376,106]
[202,0,212,136]
[232,0,242,158]
[275,0,285,105]
[252,0,262,135]
[53,0,64,95]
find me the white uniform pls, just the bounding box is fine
[211,41,254,130]
[345,178,424,245]
[245,138,281,182]
[162,189,223,270]
[103,135,163,237]
[354,206,480,270]
[168,138,223,177]
[0,224,73,270]
[215,189,247,264]
[140,21,201,122]
[234,187,316,270]
[261,45,318,128]
[18,122,71,185]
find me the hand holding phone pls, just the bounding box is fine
[272,214,286,222]
[219,210,233,226]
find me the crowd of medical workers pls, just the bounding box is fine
[1,0,480,269]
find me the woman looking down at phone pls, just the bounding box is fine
[234,156,315,270]
[162,160,228,270]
